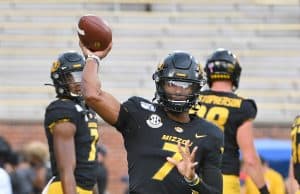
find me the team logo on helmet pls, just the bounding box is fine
[146,114,163,128]
[51,61,60,73]
[157,63,164,71]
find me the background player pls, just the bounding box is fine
[80,41,224,194]
[190,48,269,194]
[290,115,300,194]
[242,156,285,194]
[43,51,99,194]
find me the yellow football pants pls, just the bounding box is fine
[46,181,92,194]
[222,174,240,194]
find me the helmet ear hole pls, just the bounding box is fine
[152,73,158,82]
[53,73,59,79]
[58,88,64,94]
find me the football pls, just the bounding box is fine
[77,15,112,51]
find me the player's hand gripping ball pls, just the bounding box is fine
[77,15,112,51]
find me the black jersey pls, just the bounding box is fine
[291,115,300,184]
[44,98,99,190]
[190,90,257,176]
[114,96,223,194]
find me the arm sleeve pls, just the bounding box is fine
[236,99,257,127]
[242,99,257,119]
[190,132,224,194]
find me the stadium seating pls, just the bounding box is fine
[0,0,299,124]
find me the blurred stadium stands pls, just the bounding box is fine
[0,0,299,124]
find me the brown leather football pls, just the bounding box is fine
[77,15,112,51]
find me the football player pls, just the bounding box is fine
[243,156,285,194]
[291,115,300,193]
[80,41,224,194]
[190,48,269,194]
[43,51,99,194]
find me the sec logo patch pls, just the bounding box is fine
[146,114,163,128]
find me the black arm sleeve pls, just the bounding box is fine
[190,168,222,194]
[190,132,223,193]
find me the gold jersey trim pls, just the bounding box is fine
[48,119,70,133]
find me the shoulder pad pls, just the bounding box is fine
[245,98,257,112]
[140,101,156,112]
[127,96,155,111]
[47,99,83,113]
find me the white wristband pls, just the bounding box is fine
[87,54,101,65]
[184,174,200,186]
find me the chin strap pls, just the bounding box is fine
[44,83,54,86]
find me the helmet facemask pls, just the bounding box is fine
[59,71,83,97]
[156,79,202,113]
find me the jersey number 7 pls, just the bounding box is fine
[88,128,99,161]
[152,142,183,181]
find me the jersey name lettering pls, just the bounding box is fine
[199,95,242,108]
[161,134,193,146]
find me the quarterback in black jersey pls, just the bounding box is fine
[43,51,99,194]
[190,49,269,194]
[80,41,223,194]
[291,116,300,185]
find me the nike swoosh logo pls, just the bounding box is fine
[195,134,207,139]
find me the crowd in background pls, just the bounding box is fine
[1,134,300,194]
[0,136,122,194]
